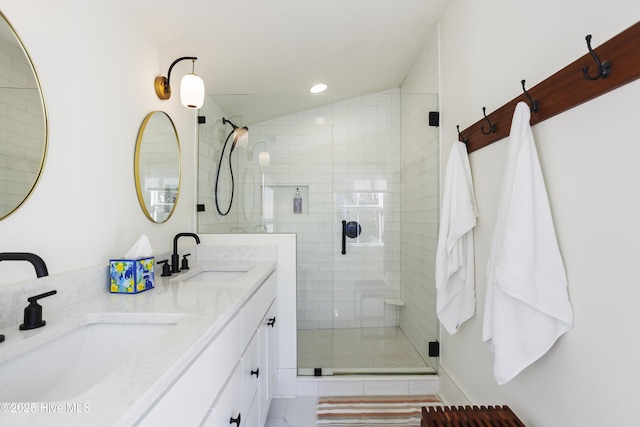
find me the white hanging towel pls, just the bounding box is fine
[436,140,478,334]
[483,102,573,385]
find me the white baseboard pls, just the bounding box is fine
[437,364,473,405]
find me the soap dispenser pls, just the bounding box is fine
[293,188,302,214]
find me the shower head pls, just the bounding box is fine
[232,127,249,148]
[223,117,249,149]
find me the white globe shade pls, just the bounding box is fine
[259,151,270,166]
[180,73,205,109]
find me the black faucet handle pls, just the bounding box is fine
[20,289,57,331]
[181,253,191,270]
[27,290,57,303]
[158,260,171,277]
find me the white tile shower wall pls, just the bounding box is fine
[248,90,402,330]
[399,27,440,368]
[0,35,44,215]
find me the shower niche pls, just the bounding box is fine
[261,184,309,217]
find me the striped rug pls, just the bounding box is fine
[316,395,441,426]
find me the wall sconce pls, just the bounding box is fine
[154,57,205,109]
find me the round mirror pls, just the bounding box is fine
[0,13,48,220]
[134,111,181,223]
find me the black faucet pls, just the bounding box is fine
[171,233,200,273]
[0,252,48,278]
[0,252,49,341]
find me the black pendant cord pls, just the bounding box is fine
[214,130,236,216]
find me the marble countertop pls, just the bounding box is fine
[0,260,276,427]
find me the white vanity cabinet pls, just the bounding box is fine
[138,271,277,427]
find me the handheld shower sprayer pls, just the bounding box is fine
[223,117,249,151]
[215,118,249,216]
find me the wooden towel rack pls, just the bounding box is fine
[459,21,640,154]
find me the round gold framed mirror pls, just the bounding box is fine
[134,111,181,223]
[0,12,48,220]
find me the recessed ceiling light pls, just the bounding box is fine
[310,83,327,94]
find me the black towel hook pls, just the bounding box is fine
[456,125,468,144]
[521,80,539,112]
[480,107,496,135]
[582,34,611,81]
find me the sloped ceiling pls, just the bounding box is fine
[126,0,449,124]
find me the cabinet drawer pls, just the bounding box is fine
[241,272,276,348]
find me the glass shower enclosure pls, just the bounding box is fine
[197,89,439,376]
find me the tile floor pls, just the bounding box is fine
[297,327,434,375]
[267,326,438,426]
[265,397,318,427]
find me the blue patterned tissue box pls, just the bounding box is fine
[109,257,154,293]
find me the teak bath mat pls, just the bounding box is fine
[316,395,441,426]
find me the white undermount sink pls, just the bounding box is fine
[0,319,178,402]
[181,267,250,282]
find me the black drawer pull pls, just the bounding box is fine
[267,317,276,327]
[251,367,260,378]
[229,413,241,426]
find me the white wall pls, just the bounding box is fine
[439,1,640,425]
[0,0,197,286]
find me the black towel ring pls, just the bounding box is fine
[480,107,496,135]
[521,80,539,112]
[457,125,468,144]
[582,34,611,81]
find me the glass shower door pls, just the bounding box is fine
[298,89,435,376]
[328,92,408,373]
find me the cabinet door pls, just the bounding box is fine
[242,330,260,420]
[266,301,277,392]
[241,273,276,348]
[260,300,278,421]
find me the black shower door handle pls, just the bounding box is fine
[341,220,347,254]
